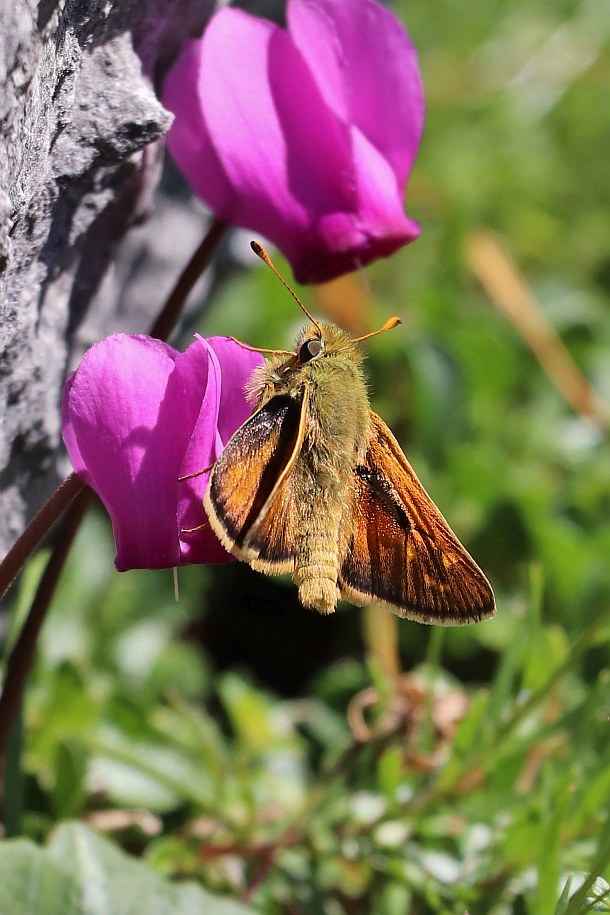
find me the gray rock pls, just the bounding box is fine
[0,0,215,558]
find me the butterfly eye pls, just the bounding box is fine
[298,338,323,363]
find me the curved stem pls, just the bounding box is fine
[148,217,228,340]
[0,473,85,603]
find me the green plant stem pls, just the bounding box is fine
[420,624,444,751]
[0,215,229,807]
[3,700,23,838]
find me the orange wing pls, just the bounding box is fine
[339,412,495,624]
[204,391,308,573]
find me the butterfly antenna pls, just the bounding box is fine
[354,316,402,343]
[251,241,323,336]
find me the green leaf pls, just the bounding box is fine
[554,876,572,915]
[535,778,572,915]
[0,822,256,915]
[49,740,88,818]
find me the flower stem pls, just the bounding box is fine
[0,214,229,784]
[148,217,228,340]
[0,486,92,758]
[0,472,85,603]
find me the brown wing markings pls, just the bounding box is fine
[204,390,308,571]
[339,412,495,625]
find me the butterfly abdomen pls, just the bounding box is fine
[294,551,340,613]
[293,476,344,614]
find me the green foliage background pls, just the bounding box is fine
[2,1,610,913]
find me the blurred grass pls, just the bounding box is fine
[4,0,610,912]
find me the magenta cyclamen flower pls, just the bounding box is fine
[62,335,263,570]
[162,0,424,284]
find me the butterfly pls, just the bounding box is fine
[203,243,495,624]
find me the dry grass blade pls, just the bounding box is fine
[467,230,609,430]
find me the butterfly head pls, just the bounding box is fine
[294,322,365,368]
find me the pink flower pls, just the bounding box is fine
[62,334,263,570]
[162,0,424,284]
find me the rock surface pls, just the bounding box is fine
[0,0,214,558]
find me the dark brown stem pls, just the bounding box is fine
[0,473,85,603]
[243,828,298,902]
[0,215,229,775]
[148,217,228,340]
[0,487,92,758]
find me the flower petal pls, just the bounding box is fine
[288,0,424,182]
[207,336,262,443]
[175,336,263,564]
[62,335,200,570]
[286,130,420,281]
[163,37,230,219]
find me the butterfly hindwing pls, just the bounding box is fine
[339,412,495,624]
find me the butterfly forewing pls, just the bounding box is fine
[339,412,495,624]
[204,393,307,572]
